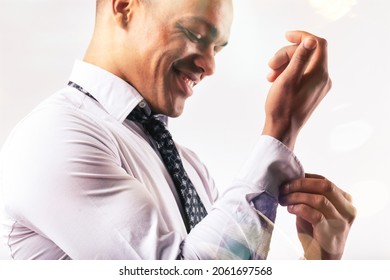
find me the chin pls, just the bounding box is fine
[153,94,186,117]
[168,104,186,118]
[165,108,183,118]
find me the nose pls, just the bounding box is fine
[193,48,215,77]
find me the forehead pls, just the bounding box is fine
[160,0,233,39]
[184,0,233,18]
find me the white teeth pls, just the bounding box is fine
[184,78,195,89]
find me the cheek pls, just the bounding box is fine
[148,49,179,80]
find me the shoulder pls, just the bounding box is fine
[0,88,120,178]
[5,88,116,150]
[0,88,121,212]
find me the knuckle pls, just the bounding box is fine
[296,45,313,63]
[313,67,331,91]
[322,179,334,193]
[279,76,297,90]
[320,69,330,83]
[333,218,350,236]
[347,204,357,224]
[282,50,291,63]
[317,37,328,48]
[322,197,331,208]
[344,191,353,203]
[314,211,325,225]
[326,76,333,91]
[295,52,310,65]
[314,195,330,208]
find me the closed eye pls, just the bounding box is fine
[185,29,203,43]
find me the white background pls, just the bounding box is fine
[0,0,389,260]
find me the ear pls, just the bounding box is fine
[112,0,139,27]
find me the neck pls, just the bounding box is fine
[84,27,112,67]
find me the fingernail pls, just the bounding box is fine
[280,184,289,194]
[287,205,295,212]
[303,38,317,50]
[267,71,274,81]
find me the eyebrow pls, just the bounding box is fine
[179,16,229,47]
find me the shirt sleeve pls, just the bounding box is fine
[1,100,303,260]
[180,135,304,260]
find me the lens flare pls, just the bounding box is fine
[308,0,357,21]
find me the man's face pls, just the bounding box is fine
[118,0,233,117]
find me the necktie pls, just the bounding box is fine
[68,80,208,232]
[128,103,207,232]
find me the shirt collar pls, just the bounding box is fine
[69,60,147,123]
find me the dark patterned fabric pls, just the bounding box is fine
[68,81,97,101]
[128,105,207,232]
[68,80,208,232]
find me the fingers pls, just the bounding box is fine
[305,173,325,179]
[285,30,316,45]
[281,37,317,83]
[282,191,339,226]
[267,39,316,83]
[267,33,318,84]
[267,45,297,82]
[267,30,330,84]
[267,63,287,83]
[286,203,326,226]
[282,172,356,260]
[287,30,329,74]
[304,173,354,203]
[279,175,356,224]
[268,45,298,69]
[263,30,332,151]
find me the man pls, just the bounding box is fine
[0,0,355,259]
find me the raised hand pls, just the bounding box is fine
[262,31,332,150]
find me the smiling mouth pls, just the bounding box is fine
[175,71,199,97]
[172,62,201,96]
[183,76,196,89]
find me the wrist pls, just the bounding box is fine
[262,118,298,150]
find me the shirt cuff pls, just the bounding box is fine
[252,193,278,223]
[234,135,304,203]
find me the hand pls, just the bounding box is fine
[262,31,332,150]
[279,174,356,260]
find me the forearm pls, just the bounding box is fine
[180,135,304,259]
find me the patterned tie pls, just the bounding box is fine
[128,103,208,232]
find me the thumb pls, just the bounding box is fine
[282,37,317,82]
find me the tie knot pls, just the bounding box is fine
[127,103,169,140]
[127,104,151,124]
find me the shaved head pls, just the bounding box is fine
[86,0,233,116]
[96,0,151,16]
[96,0,107,13]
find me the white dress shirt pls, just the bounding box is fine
[0,60,304,260]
